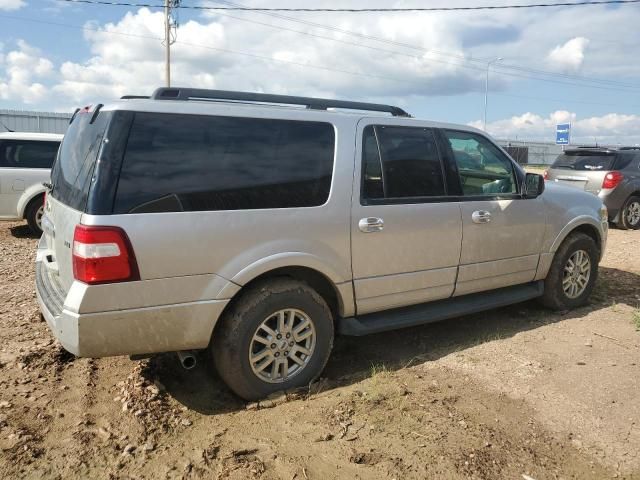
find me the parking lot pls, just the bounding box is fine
[0,221,638,479]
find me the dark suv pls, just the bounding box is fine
[545,147,640,229]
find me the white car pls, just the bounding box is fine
[0,132,62,234]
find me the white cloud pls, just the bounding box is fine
[0,40,54,104]
[474,111,640,144]
[1,0,638,124]
[547,37,590,72]
[50,6,490,106]
[0,0,25,11]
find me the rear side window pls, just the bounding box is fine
[51,110,112,211]
[552,153,615,171]
[361,125,446,202]
[0,140,59,168]
[113,113,335,213]
[613,154,633,170]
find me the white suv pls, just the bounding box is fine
[0,132,62,234]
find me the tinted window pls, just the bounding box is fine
[613,154,633,170]
[0,140,59,169]
[114,113,335,213]
[51,111,112,211]
[552,152,615,171]
[443,130,517,196]
[362,125,446,201]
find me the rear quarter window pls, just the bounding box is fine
[0,140,59,169]
[51,111,112,211]
[113,112,335,213]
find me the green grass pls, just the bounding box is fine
[632,309,640,331]
[369,362,389,377]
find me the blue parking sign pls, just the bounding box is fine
[556,123,571,145]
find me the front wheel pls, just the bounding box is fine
[211,279,334,401]
[618,195,640,230]
[541,232,599,310]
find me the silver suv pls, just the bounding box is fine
[0,132,62,234]
[545,147,640,229]
[36,88,608,400]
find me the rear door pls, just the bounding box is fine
[44,109,112,291]
[439,129,545,296]
[0,139,58,217]
[351,120,462,315]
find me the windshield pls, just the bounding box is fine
[50,110,112,211]
[551,152,615,171]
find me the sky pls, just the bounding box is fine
[1,0,639,144]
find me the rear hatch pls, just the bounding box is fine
[43,107,113,292]
[547,150,615,194]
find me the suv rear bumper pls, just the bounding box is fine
[35,260,228,357]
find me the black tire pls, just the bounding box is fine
[541,232,599,310]
[617,195,640,230]
[25,195,45,236]
[211,278,334,401]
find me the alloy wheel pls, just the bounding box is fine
[562,249,591,299]
[626,201,640,227]
[249,308,316,383]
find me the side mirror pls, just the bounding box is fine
[523,172,545,198]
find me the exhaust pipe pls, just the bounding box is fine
[176,350,197,370]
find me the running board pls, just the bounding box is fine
[338,281,544,336]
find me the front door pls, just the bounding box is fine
[351,120,462,315]
[439,129,545,296]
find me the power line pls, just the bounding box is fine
[208,0,640,90]
[0,14,405,84]
[3,12,640,97]
[55,0,640,12]
[3,12,640,109]
[54,0,640,89]
[494,92,640,109]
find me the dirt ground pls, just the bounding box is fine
[0,221,638,480]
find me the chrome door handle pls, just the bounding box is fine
[358,217,384,233]
[471,210,492,224]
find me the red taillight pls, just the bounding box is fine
[72,225,139,284]
[602,171,623,189]
[543,170,549,180]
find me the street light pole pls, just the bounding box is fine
[483,57,503,131]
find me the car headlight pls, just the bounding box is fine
[599,205,608,221]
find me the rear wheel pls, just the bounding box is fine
[211,278,334,401]
[25,196,45,236]
[541,232,599,310]
[618,195,640,230]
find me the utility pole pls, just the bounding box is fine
[483,57,503,131]
[163,0,180,87]
[164,0,171,87]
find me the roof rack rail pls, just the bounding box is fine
[121,95,150,99]
[150,87,411,117]
[619,146,640,150]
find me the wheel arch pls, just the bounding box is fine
[214,265,354,340]
[18,187,46,219]
[549,217,603,257]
